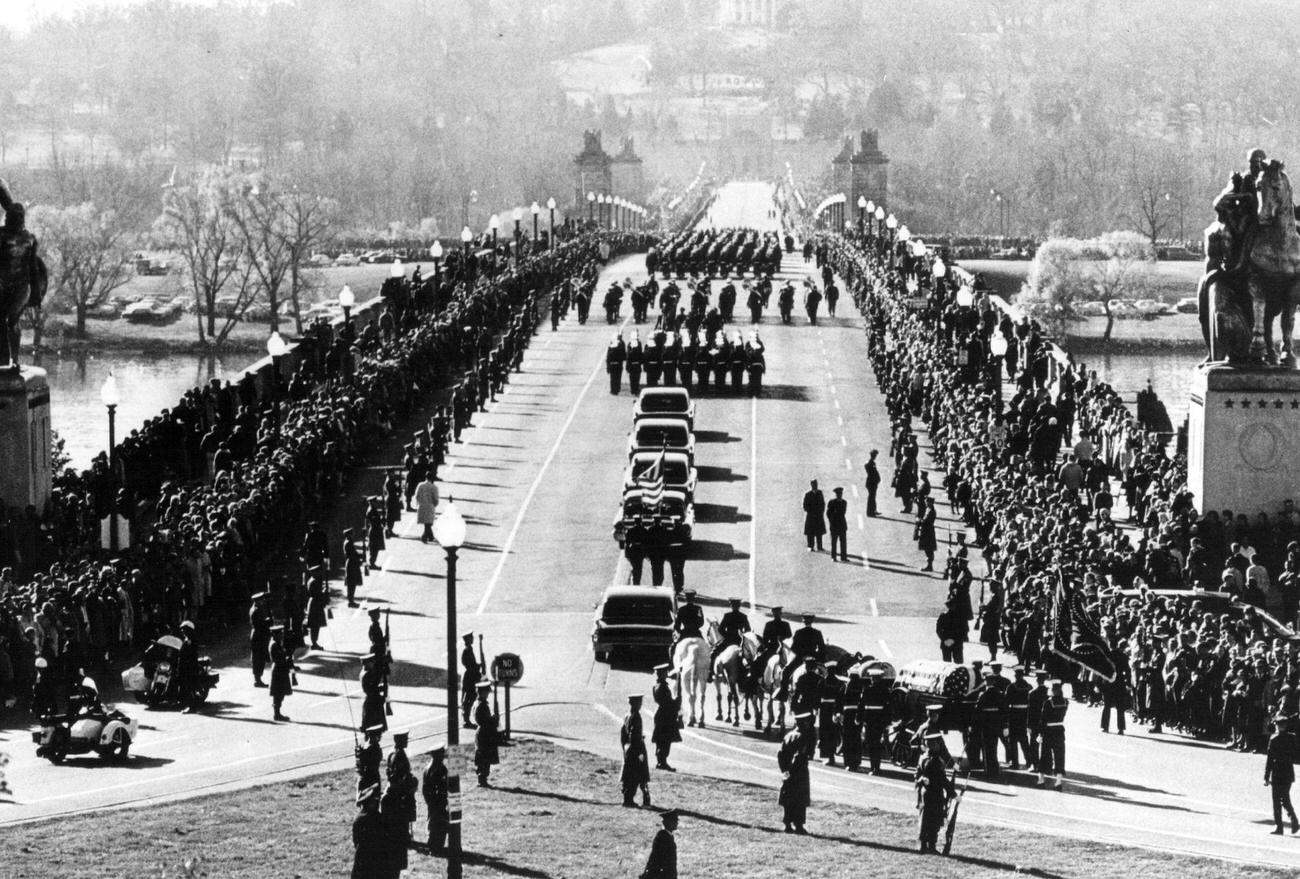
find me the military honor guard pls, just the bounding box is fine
[1037,680,1069,789]
[355,724,385,796]
[248,591,272,687]
[914,732,956,854]
[639,809,679,879]
[621,694,653,807]
[778,712,815,834]
[473,680,500,786]
[422,742,450,852]
[268,625,296,721]
[1265,713,1300,835]
[651,664,682,771]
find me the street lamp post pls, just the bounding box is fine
[460,226,472,254]
[865,200,875,236]
[885,213,898,267]
[857,195,867,233]
[512,207,522,255]
[432,501,468,879]
[338,284,355,331]
[489,214,500,251]
[546,197,556,249]
[266,331,288,429]
[100,373,120,553]
[430,240,444,311]
[530,201,540,245]
[587,191,595,223]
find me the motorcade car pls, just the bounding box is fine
[627,417,696,465]
[624,450,698,502]
[33,679,137,763]
[632,387,695,430]
[591,585,677,663]
[121,634,221,706]
[613,487,694,547]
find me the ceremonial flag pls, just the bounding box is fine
[1049,574,1116,682]
[637,448,666,510]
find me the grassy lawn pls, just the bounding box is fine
[0,738,1287,879]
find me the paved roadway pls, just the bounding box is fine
[1,180,1295,870]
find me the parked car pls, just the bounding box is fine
[334,252,361,267]
[307,253,334,268]
[623,450,698,502]
[87,302,121,321]
[1175,296,1200,314]
[360,249,398,264]
[591,585,677,663]
[632,387,696,430]
[303,302,343,323]
[1107,298,1138,319]
[1075,300,1107,317]
[627,418,695,465]
[1134,299,1172,319]
[122,300,179,324]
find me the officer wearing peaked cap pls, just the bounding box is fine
[622,694,652,807]
[778,711,815,834]
[640,809,679,879]
[607,333,626,394]
[355,723,385,796]
[352,783,399,879]
[422,742,450,852]
[1027,668,1050,769]
[651,663,682,771]
[708,598,750,682]
[474,680,500,786]
[817,661,843,765]
[861,666,891,773]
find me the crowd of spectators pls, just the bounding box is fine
[821,227,1300,753]
[0,231,647,717]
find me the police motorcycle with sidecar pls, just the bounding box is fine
[33,677,138,764]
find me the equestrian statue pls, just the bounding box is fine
[0,178,48,369]
[1199,148,1300,364]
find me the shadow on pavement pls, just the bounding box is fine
[688,540,750,561]
[696,465,749,483]
[694,503,750,524]
[694,430,742,444]
[758,383,816,402]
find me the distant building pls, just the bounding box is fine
[717,0,780,27]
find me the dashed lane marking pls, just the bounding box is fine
[476,312,632,614]
[851,484,859,499]
[877,639,893,658]
[840,436,847,447]
[857,514,865,531]
[869,598,878,617]
[833,399,840,410]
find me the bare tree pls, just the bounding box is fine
[29,203,135,339]
[277,188,338,335]
[1087,230,1154,343]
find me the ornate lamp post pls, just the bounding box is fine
[865,200,876,236]
[100,373,120,553]
[489,214,500,250]
[338,284,355,331]
[512,207,523,256]
[266,331,288,430]
[547,197,556,249]
[857,195,867,233]
[587,191,595,223]
[530,201,540,244]
[460,226,472,254]
[432,501,468,879]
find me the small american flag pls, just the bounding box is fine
[637,448,667,510]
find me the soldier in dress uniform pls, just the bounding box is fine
[915,732,956,854]
[304,566,330,650]
[651,664,682,770]
[913,703,953,765]
[778,712,815,834]
[385,729,419,842]
[861,667,891,773]
[343,528,365,608]
[352,783,399,879]
[779,613,826,699]
[249,591,272,687]
[840,669,863,771]
[268,625,295,721]
[1004,665,1032,770]
[673,591,705,642]
[707,598,750,681]
[607,334,626,394]
[355,724,385,796]
[365,497,387,572]
[749,606,791,688]
[790,656,822,718]
[974,668,1004,777]
[301,520,330,571]
[818,661,843,765]
[626,331,644,395]
[640,809,679,879]
[461,632,481,727]
[621,694,653,807]
[1265,713,1300,835]
[422,742,450,852]
[1026,668,1050,770]
[360,652,388,732]
[473,680,500,786]
[1037,680,1069,789]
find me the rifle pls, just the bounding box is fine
[384,609,394,717]
[479,634,497,717]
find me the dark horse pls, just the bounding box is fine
[0,178,47,369]
[1248,160,1300,362]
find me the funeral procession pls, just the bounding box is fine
[3,2,1300,878]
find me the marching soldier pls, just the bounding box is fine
[1005,665,1033,770]
[915,732,956,854]
[818,661,843,765]
[1037,680,1069,790]
[840,669,864,771]
[707,598,750,681]
[621,694,652,807]
[1026,668,1050,769]
[778,712,815,834]
[861,667,891,773]
[974,668,1004,778]
[607,334,626,394]
[422,743,450,852]
[249,591,272,687]
[651,664,681,771]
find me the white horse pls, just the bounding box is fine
[756,642,791,734]
[707,623,760,727]
[674,635,711,728]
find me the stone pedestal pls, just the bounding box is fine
[0,367,52,515]
[1187,364,1300,514]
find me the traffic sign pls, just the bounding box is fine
[492,652,524,684]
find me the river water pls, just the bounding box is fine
[1073,349,1195,427]
[34,351,256,469]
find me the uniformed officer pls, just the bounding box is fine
[461,632,481,728]
[421,742,449,852]
[607,334,626,394]
[974,668,1004,778]
[840,669,863,771]
[778,712,815,834]
[640,809,679,878]
[621,694,652,807]
[708,598,751,681]
[750,606,791,687]
[673,591,705,642]
[1265,713,1300,835]
[1026,668,1050,769]
[355,724,384,796]
[385,729,419,838]
[248,591,272,687]
[352,784,398,879]
[1004,665,1032,770]
[790,656,822,717]
[626,331,644,395]
[913,703,953,765]
[301,520,330,571]
[915,733,956,854]
[818,661,843,765]
[359,652,389,732]
[861,667,891,773]
[473,681,500,786]
[779,613,826,699]
[1037,680,1069,789]
[651,664,682,771]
